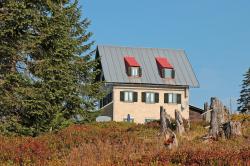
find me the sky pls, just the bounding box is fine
[80,0,250,111]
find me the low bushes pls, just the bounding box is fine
[0,121,249,165]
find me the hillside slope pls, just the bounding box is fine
[0,121,249,165]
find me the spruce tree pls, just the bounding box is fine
[0,0,103,135]
[237,67,250,113]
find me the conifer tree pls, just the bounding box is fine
[0,0,103,135]
[237,67,250,113]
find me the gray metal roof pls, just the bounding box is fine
[96,45,199,88]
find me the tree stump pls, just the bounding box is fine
[160,106,167,133]
[160,106,178,149]
[210,108,219,138]
[210,98,219,139]
[230,121,242,136]
[175,109,185,135]
[222,121,242,138]
[206,97,242,140]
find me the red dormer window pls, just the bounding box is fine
[124,56,142,77]
[155,57,175,78]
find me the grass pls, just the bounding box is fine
[0,121,249,165]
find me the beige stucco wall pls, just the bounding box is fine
[112,85,189,123]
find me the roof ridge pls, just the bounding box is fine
[97,44,185,51]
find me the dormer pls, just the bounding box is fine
[124,56,142,77]
[155,57,175,79]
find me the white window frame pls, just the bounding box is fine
[123,117,134,123]
[131,67,139,76]
[124,91,133,102]
[145,118,157,123]
[162,68,174,78]
[168,93,173,103]
[146,92,155,103]
[168,93,178,104]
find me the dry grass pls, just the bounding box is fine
[0,121,249,166]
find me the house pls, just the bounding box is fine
[96,45,199,123]
[189,105,204,122]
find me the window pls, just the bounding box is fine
[163,68,175,78]
[145,119,156,123]
[131,67,139,76]
[164,93,181,104]
[123,118,134,123]
[155,57,175,79]
[124,91,133,102]
[124,56,142,77]
[127,66,141,77]
[146,92,155,103]
[142,92,159,103]
[120,91,138,102]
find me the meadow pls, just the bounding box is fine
[0,120,249,166]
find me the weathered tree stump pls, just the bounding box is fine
[210,108,219,138]
[160,106,167,133]
[206,97,242,140]
[160,106,178,149]
[175,109,185,135]
[230,121,242,136]
[222,121,242,138]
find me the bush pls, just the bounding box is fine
[0,121,249,165]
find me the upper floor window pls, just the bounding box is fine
[164,93,181,104]
[155,57,175,79]
[131,67,139,76]
[124,56,142,77]
[120,91,138,102]
[142,92,159,103]
[163,68,175,78]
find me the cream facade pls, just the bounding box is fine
[101,85,189,123]
[97,45,199,123]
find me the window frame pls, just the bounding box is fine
[162,68,175,79]
[145,92,155,103]
[123,118,134,123]
[120,91,138,103]
[164,93,181,104]
[124,91,133,102]
[145,119,157,123]
[142,92,159,103]
[131,67,139,76]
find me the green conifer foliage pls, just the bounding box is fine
[237,68,250,113]
[0,0,103,135]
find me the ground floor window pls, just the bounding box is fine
[142,92,159,103]
[164,93,181,104]
[123,118,134,123]
[120,91,138,102]
[145,119,156,123]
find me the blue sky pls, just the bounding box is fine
[80,0,250,111]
